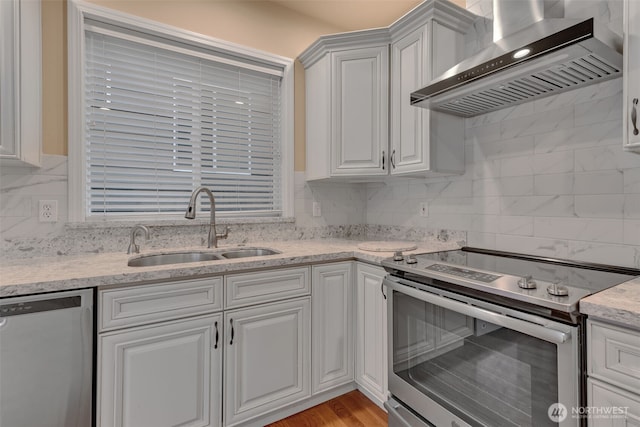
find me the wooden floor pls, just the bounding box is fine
[267,390,388,427]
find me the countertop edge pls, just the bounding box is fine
[0,240,459,297]
[579,277,640,331]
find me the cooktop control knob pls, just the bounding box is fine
[517,275,537,289]
[547,283,569,296]
[405,255,418,264]
[393,251,404,262]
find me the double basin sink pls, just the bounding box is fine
[128,248,280,267]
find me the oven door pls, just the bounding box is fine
[385,276,580,427]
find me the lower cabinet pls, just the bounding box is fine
[98,271,311,427]
[224,298,311,427]
[587,319,640,426]
[355,263,388,406]
[311,262,354,393]
[587,379,640,427]
[97,261,393,426]
[98,313,223,427]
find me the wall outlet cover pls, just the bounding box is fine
[38,200,58,222]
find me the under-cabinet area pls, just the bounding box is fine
[95,261,388,427]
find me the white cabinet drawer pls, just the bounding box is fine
[100,277,223,332]
[587,379,640,426]
[588,320,640,394]
[225,267,310,309]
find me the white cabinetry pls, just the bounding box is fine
[302,30,390,180]
[311,262,354,393]
[624,0,640,151]
[224,298,311,426]
[98,268,313,427]
[97,278,224,427]
[587,319,640,426]
[331,47,389,177]
[355,263,388,407]
[98,314,222,427]
[300,0,474,181]
[389,3,472,176]
[0,0,41,166]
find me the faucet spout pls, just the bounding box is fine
[127,225,150,254]
[184,186,228,248]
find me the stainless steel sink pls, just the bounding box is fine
[219,248,281,259]
[128,251,224,267]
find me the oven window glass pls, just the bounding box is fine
[392,291,558,427]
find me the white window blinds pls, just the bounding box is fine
[84,27,283,218]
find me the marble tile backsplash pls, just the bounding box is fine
[0,166,367,258]
[0,161,466,259]
[365,78,640,268]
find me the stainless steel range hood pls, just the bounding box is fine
[410,1,623,117]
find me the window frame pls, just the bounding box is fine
[68,0,294,222]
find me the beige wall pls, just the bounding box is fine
[42,0,68,158]
[40,0,464,171]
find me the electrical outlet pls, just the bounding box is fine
[419,202,428,217]
[312,202,322,217]
[38,200,58,222]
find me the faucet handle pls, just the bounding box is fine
[216,226,229,240]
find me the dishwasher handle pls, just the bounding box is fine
[0,295,82,318]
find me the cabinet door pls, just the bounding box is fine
[98,314,222,427]
[331,46,389,176]
[622,0,640,151]
[355,263,388,406]
[224,298,311,426]
[0,0,41,166]
[390,26,430,175]
[390,22,465,177]
[312,262,354,394]
[624,0,640,151]
[588,379,640,426]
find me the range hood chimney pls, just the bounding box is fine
[410,0,622,117]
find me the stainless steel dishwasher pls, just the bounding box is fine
[0,289,93,427]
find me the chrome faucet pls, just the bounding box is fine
[185,186,228,248]
[127,225,150,254]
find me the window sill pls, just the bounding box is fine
[66,217,296,230]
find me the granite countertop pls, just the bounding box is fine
[4,238,639,331]
[0,239,459,297]
[580,277,640,330]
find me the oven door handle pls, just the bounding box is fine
[385,279,571,345]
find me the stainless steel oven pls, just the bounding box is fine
[381,247,640,427]
[385,275,578,427]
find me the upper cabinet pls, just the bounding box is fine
[624,0,640,152]
[303,29,390,180]
[389,3,474,175]
[300,0,475,181]
[0,0,42,166]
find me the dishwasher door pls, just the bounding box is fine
[0,289,93,427]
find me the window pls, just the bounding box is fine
[69,1,293,221]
